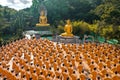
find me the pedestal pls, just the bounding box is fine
[56,35,80,44]
[36,23,50,27]
[34,26,51,31]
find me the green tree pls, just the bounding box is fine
[93,0,120,25]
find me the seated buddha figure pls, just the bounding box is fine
[36,10,50,26]
[60,20,74,37]
[39,10,47,24]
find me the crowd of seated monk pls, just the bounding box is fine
[0,38,120,80]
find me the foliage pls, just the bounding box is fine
[57,20,65,34]
[0,37,3,46]
[0,6,24,45]
[72,21,90,37]
[93,0,120,25]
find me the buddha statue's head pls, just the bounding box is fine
[66,19,71,25]
[40,10,45,16]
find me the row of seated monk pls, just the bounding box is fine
[0,38,120,80]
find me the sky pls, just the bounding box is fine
[0,0,32,10]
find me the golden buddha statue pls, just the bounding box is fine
[60,20,74,37]
[36,10,50,27]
